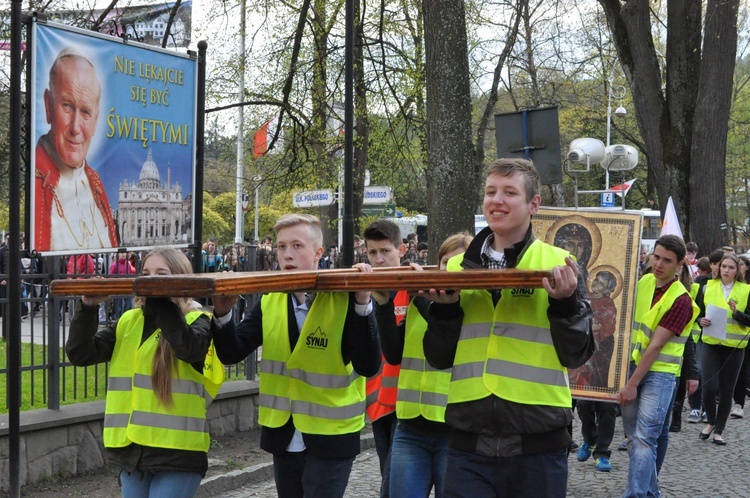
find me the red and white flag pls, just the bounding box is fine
[610,179,636,197]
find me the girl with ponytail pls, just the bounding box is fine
[66,247,224,497]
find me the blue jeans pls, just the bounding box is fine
[119,469,202,498]
[621,368,676,498]
[389,422,449,498]
[272,451,354,498]
[656,377,678,474]
[373,413,398,498]
[443,447,567,498]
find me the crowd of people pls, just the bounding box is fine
[53,156,750,498]
[574,238,750,497]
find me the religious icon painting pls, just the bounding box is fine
[533,207,644,401]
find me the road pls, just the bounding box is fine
[213,411,750,497]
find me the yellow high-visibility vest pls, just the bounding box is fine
[446,240,573,408]
[631,274,698,375]
[396,300,451,422]
[701,279,750,348]
[261,293,366,435]
[103,308,224,452]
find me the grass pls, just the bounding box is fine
[0,341,252,413]
[0,341,108,413]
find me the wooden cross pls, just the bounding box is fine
[50,267,556,297]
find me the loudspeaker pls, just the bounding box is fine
[494,106,562,185]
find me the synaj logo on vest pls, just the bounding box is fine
[511,288,535,297]
[306,327,329,350]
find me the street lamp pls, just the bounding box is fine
[605,73,627,189]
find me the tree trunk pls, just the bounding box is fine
[423,0,476,251]
[599,0,736,253]
[689,0,740,251]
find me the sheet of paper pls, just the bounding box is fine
[703,303,727,341]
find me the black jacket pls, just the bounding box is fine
[213,292,381,459]
[422,225,594,457]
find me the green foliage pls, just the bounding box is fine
[202,205,233,244]
[209,191,238,216]
[0,201,8,233]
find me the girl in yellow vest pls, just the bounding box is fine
[371,232,472,498]
[66,247,224,498]
[697,253,750,445]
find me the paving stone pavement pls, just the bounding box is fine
[214,407,750,497]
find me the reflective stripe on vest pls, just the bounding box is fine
[103,308,224,452]
[262,292,365,435]
[258,294,294,428]
[446,240,573,408]
[396,300,451,423]
[631,274,699,375]
[701,279,750,348]
[366,290,408,421]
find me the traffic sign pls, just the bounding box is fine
[363,186,393,205]
[601,192,614,207]
[293,189,335,207]
[362,202,396,217]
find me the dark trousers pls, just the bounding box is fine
[372,412,397,498]
[672,373,686,421]
[702,343,745,434]
[688,340,703,410]
[272,450,355,498]
[732,346,750,407]
[577,400,617,458]
[443,446,568,498]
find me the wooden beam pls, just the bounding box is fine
[50,267,555,297]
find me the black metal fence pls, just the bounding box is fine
[0,245,267,413]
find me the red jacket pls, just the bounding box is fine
[67,254,96,276]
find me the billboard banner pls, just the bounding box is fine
[31,21,197,255]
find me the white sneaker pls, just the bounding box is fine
[687,409,701,423]
[731,404,744,419]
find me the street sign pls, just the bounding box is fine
[292,189,335,207]
[363,186,393,205]
[362,202,396,217]
[601,192,614,207]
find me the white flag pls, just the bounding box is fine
[660,196,683,239]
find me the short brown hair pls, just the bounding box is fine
[364,219,402,248]
[485,158,541,201]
